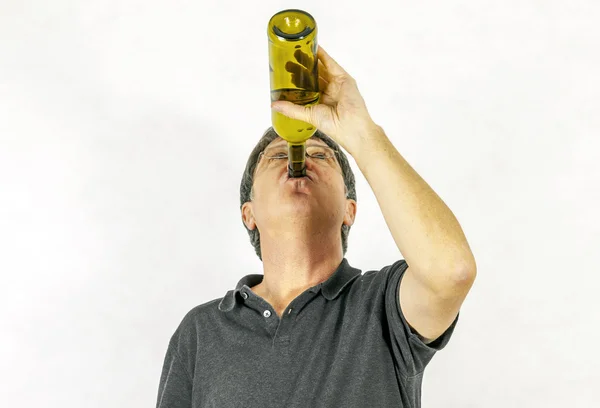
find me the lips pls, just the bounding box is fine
[282,169,314,184]
[286,174,312,181]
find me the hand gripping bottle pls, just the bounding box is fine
[267,9,320,178]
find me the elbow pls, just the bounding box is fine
[454,259,477,286]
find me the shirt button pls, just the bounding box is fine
[263,310,271,318]
[241,292,248,299]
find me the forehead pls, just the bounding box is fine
[268,137,328,148]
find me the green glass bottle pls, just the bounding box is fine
[267,9,320,177]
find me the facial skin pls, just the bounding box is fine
[241,136,357,316]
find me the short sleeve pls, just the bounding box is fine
[384,260,460,378]
[156,340,193,408]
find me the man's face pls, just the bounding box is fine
[243,136,355,234]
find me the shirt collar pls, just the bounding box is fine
[218,258,361,312]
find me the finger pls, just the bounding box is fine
[285,61,315,90]
[317,45,347,78]
[318,76,328,93]
[271,100,328,129]
[293,49,314,71]
[285,61,311,78]
[317,58,331,82]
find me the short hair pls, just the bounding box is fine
[239,127,357,261]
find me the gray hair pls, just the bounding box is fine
[239,127,357,261]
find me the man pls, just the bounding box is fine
[156,45,476,408]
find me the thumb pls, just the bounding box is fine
[271,101,318,126]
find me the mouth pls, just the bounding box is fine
[286,174,312,182]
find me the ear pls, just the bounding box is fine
[241,202,257,230]
[343,198,357,227]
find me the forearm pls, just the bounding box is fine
[353,125,476,291]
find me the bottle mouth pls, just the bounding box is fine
[287,143,307,177]
[288,163,307,178]
[270,9,316,40]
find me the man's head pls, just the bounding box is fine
[240,127,357,261]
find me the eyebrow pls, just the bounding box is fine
[270,140,328,148]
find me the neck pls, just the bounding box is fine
[255,227,344,309]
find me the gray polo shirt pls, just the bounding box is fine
[156,258,460,408]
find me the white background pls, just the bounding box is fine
[1,1,599,407]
